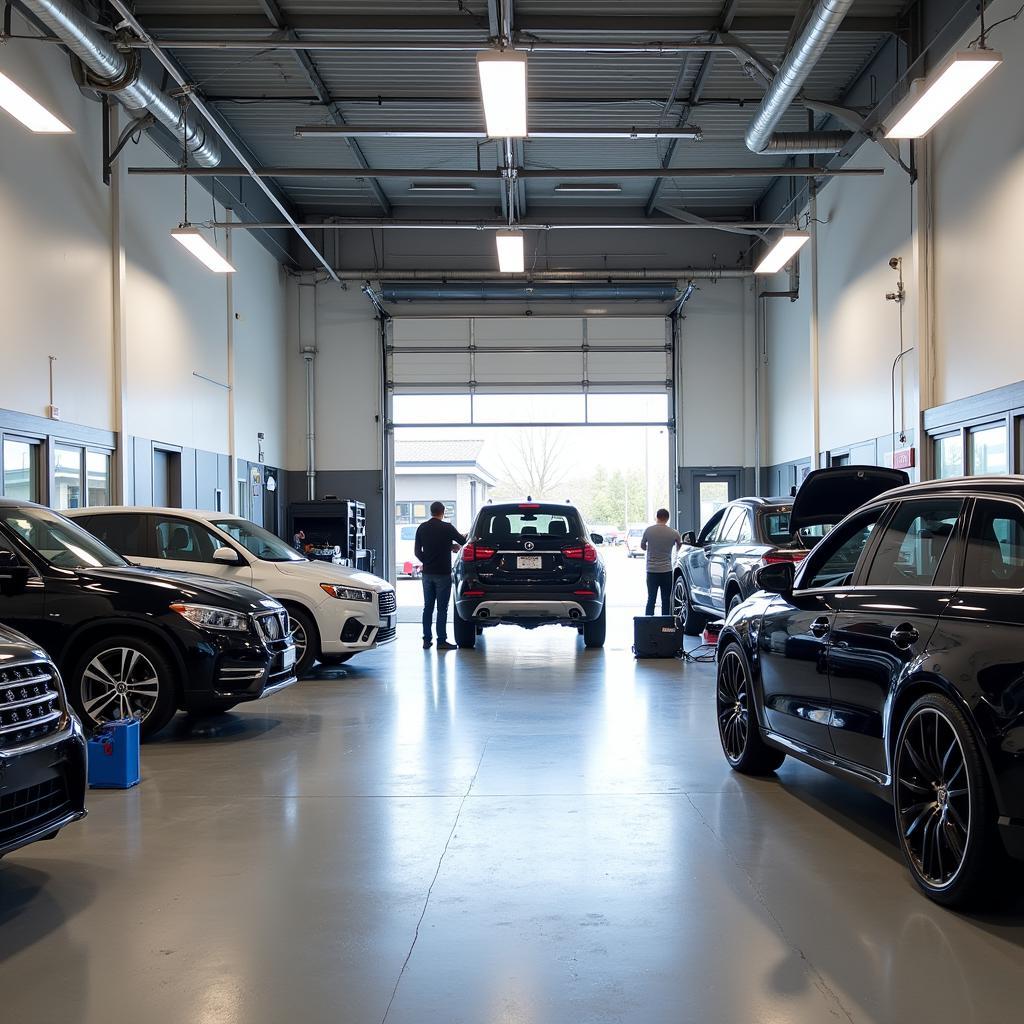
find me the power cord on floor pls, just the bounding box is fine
[679,643,718,663]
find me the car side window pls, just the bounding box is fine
[87,513,149,557]
[153,516,222,563]
[735,510,753,543]
[698,508,727,546]
[800,508,884,590]
[717,507,745,543]
[963,499,1024,589]
[863,499,962,587]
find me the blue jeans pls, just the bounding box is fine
[422,574,453,643]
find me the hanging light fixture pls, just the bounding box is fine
[477,50,528,138]
[755,232,810,275]
[0,71,72,133]
[171,226,236,273]
[495,230,525,273]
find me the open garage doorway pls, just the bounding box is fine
[385,316,676,629]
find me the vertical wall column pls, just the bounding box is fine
[225,208,237,513]
[809,184,822,470]
[109,104,130,502]
[914,139,935,476]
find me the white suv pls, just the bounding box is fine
[68,507,396,676]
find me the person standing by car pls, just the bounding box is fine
[641,508,682,616]
[415,501,467,650]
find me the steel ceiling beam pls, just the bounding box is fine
[251,0,390,214]
[206,219,788,232]
[293,126,702,140]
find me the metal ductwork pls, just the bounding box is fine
[23,0,221,167]
[745,0,856,155]
[380,283,681,303]
[759,131,853,154]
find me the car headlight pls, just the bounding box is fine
[320,584,374,602]
[170,603,250,632]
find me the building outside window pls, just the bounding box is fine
[86,450,111,506]
[934,433,964,479]
[969,423,1008,475]
[54,444,83,509]
[3,437,40,501]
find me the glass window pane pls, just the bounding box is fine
[393,395,472,425]
[934,434,963,479]
[54,445,83,510]
[473,394,586,424]
[153,516,221,562]
[964,500,1024,589]
[864,500,961,587]
[698,481,730,530]
[3,439,38,501]
[86,451,110,507]
[87,513,148,557]
[586,393,668,424]
[970,425,1008,475]
[803,509,883,589]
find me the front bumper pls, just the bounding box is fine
[0,717,88,858]
[318,589,398,655]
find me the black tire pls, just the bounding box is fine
[453,606,476,649]
[727,590,744,616]
[673,575,705,636]
[716,643,785,775]
[319,653,354,666]
[70,635,178,739]
[893,693,998,907]
[583,604,607,648]
[286,606,320,676]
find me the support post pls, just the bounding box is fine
[226,208,237,513]
[808,182,821,471]
[109,103,130,502]
[914,137,935,480]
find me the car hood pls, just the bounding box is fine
[273,560,392,593]
[79,565,282,613]
[0,621,48,658]
[789,466,909,532]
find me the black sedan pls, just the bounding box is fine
[0,624,87,857]
[0,500,297,738]
[717,473,1024,906]
[452,502,607,648]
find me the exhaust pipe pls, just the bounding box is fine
[478,609,490,619]
[569,609,583,621]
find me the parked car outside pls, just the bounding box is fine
[395,524,422,578]
[0,500,297,738]
[452,501,607,649]
[69,507,396,677]
[716,471,1024,906]
[0,624,87,857]
[588,524,617,546]
[625,525,646,558]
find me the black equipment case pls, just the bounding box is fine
[633,616,682,658]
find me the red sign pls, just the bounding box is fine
[891,447,916,470]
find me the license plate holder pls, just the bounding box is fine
[517,555,543,570]
[279,646,296,670]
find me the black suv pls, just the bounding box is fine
[452,502,607,649]
[0,500,297,738]
[0,624,87,857]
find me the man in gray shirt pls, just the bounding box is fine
[641,508,682,616]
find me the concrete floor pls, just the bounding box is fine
[2,599,1023,1022]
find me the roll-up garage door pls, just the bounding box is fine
[388,316,672,426]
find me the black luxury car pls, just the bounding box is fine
[452,502,607,649]
[717,473,1024,906]
[0,500,297,738]
[0,624,87,858]
[673,468,910,636]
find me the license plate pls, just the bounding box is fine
[517,555,543,570]
[379,614,396,629]
[280,646,296,670]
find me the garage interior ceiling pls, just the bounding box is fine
[14,0,931,282]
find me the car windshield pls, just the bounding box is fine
[1,507,126,569]
[210,518,306,562]
[476,507,581,540]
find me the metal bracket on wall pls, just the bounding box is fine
[102,99,156,187]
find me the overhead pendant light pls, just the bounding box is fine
[0,71,72,133]
[408,183,477,192]
[885,50,1002,139]
[171,226,236,273]
[755,232,810,275]
[555,184,623,193]
[495,230,525,273]
[476,50,528,138]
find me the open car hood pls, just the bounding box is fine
[789,466,909,533]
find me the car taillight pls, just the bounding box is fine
[563,544,598,563]
[462,543,496,562]
[761,550,808,566]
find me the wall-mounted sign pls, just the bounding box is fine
[266,475,277,493]
[890,447,916,470]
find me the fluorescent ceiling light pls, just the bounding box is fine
[555,184,623,193]
[755,232,810,275]
[477,50,528,138]
[885,50,1002,139]
[171,226,236,273]
[408,183,477,192]
[495,230,525,273]
[0,71,72,133]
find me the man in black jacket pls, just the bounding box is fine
[414,501,467,650]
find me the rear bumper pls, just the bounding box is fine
[457,588,604,626]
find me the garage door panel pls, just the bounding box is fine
[391,351,471,385]
[392,319,472,345]
[587,351,668,386]
[475,350,583,384]
[474,318,583,345]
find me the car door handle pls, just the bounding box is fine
[890,623,920,649]
[809,616,831,638]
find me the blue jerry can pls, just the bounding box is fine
[87,717,141,789]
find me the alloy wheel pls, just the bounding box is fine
[896,707,971,889]
[81,646,161,724]
[717,649,749,762]
[672,577,688,630]
[288,614,307,663]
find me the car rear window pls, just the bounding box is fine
[761,509,830,549]
[477,507,581,540]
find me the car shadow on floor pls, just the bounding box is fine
[149,712,284,744]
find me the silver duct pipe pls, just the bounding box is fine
[759,131,853,154]
[340,269,750,281]
[745,0,855,155]
[381,283,680,302]
[23,0,221,167]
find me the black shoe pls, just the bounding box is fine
[436,641,458,651]
[423,639,432,649]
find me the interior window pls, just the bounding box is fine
[801,508,884,590]
[153,517,221,563]
[87,514,148,557]
[864,500,962,587]
[963,500,1024,589]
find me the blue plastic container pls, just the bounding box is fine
[87,717,141,789]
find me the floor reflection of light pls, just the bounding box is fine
[600,666,649,785]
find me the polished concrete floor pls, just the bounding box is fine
[2,599,1023,1023]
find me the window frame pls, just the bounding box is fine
[1,434,43,503]
[795,504,892,593]
[959,495,1024,593]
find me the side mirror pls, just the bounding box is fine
[681,531,697,546]
[754,561,795,596]
[212,546,242,565]
[590,533,604,545]
[0,551,31,595]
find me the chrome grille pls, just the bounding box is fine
[375,626,397,645]
[0,661,65,749]
[378,590,397,616]
[0,776,70,844]
[255,610,289,645]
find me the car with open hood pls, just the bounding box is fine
[0,500,297,738]
[68,506,396,675]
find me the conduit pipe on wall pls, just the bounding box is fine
[744,0,856,155]
[22,0,221,166]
